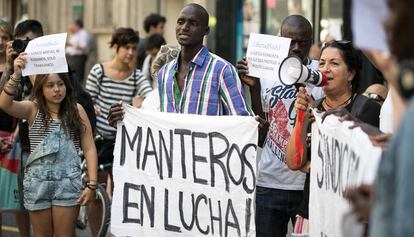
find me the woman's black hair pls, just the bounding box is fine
[109,27,139,50]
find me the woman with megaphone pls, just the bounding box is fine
[285,40,381,236]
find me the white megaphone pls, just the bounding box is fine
[278,55,328,87]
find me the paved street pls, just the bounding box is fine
[1,212,92,237]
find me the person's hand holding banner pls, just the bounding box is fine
[309,110,382,237]
[22,33,68,76]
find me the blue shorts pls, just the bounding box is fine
[23,157,82,211]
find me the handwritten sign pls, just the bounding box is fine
[309,111,382,237]
[22,33,68,76]
[111,105,258,237]
[246,33,291,82]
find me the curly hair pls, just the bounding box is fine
[32,73,83,138]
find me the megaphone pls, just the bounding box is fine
[278,55,328,87]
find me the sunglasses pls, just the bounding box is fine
[322,40,352,49]
[363,92,385,103]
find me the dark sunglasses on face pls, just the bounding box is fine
[363,92,385,103]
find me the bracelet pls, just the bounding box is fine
[2,85,16,97]
[86,183,97,191]
[7,74,21,89]
[10,74,21,84]
[86,181,98,185]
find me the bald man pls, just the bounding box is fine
[157,3,252,115]
[237,15,324,237]
[364,83,388,105]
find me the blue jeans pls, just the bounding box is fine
[256,186,303,237]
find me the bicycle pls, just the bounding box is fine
[77,152,112,237]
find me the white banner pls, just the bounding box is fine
[309,111,382,237]
[22,33,68,76]
[111,105,258,237]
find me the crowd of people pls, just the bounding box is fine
[0,0,413,236]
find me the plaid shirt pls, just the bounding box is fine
[158,47,253,116]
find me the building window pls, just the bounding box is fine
[92,0,112,29]
[320,0,343,41]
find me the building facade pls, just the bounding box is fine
[1,0,350,65]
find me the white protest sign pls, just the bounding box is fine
[246,33,291,82]
[352,0,389,53]
[309,111,382,237]
[22,33,68,76]
[111,105,258,237]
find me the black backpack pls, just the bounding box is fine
[314,94,368,118]
[97,63,138,96]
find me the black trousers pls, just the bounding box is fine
[67,54,88,86]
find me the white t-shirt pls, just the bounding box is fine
[257,59,323,190]
[379,90,393,134]
[66,28,91,55]
[141,89,160,111]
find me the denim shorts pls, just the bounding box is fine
[23,156,82,211]
[23,124,83,211]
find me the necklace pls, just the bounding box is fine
[323,94,354,109]
[48,110,59,114]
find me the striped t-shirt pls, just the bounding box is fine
[157,47,253,116]
[86,64,152,139]
[29,110,80,153]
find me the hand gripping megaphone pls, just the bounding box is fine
[278,55,328,87]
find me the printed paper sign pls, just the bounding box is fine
[22,33,68,76]
[246,33,291,82]
[111,105,258,237]
[309,111,382,237]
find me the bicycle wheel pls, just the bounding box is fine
[96,184,111,237]
[76,206,88,229]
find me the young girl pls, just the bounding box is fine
[0,53,98,237]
